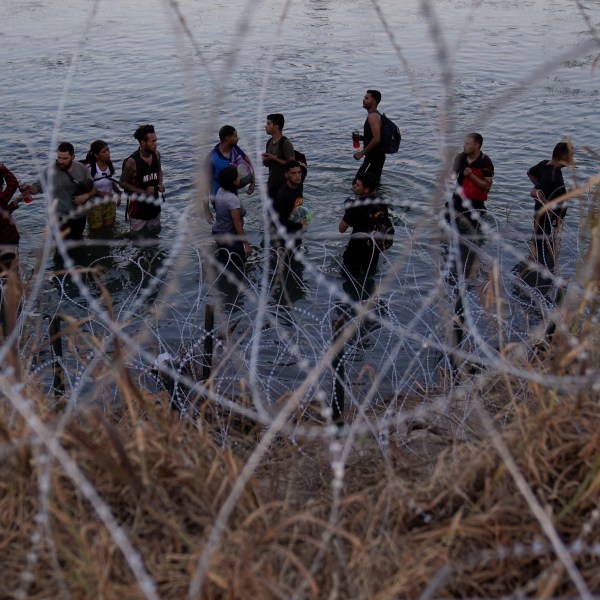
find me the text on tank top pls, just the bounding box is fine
[129,149,161,220]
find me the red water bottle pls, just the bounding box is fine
[352,130,361,149]
[19,183,33,204]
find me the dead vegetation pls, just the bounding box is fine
[1,164,600,600]
[2,314,600,599]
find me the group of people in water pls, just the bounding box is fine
[446,133,573,284]
[200,89,573,293]
[202,100,393,291]
[0,89,574,299]
[0,123,165,268]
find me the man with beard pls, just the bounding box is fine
[448,132,494,230]
[204,125,255,224]
[353,89,386,186]
[24,142,96,240]
[120,124,165,234]
[444,132,494,284]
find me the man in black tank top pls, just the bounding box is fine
[120,124,165,233]
[353,89,386,186]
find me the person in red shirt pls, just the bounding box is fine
[445,133,494,283]
[0,163,24,271]
[449,132,494,231]
[0,162,24,341]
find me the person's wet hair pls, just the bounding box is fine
[218,165,239,193]
[134,124,155,142]
[355,172,377,192]
[552,141,572,162]
[466,132,484,148]
[219,125,236,141]
[57,141,75,155]
[284,160,301,172]
[267,113,285,130]
[366,89,382,104]
[85,140,115,175]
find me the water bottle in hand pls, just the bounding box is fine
[19,183,33,204]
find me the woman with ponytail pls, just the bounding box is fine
[84,140,121,230]
[211,165,253,273]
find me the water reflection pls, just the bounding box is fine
[212,245,247,315]
[3,0,598,401]
[47,238,169,314]
[444,217,486,286]
[269,247,308,306]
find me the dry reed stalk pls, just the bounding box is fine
[4,200,600,598]
[2,369,600,598]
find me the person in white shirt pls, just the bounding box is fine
[84,140,121,231]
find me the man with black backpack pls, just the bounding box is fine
[339,172,390,296]
[262,113,295,201]
[353,89,387,186]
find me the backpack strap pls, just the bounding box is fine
[63,168,81,186]
[278,136,289,161]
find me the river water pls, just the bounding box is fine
[2,0,599,408]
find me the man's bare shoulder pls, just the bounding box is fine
[121,157,136,180]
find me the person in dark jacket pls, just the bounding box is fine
[272,160,305,248]
[0,163,23,271]
[527,141,573,272]
[0,162,25,339]
[339,172,389,299]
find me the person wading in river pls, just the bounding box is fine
[449,132,494,231]
[23,142,97,241]
[84,140,121,231]
[445,132,494,282]
[353,89,386,186]
[262,113,295,202]
[339,172,389,300]
[204,125,255,224]
[527,141,573,273]
[120,124,165,234]
[0,163,26,363]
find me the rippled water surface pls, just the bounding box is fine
[2,0,599,398]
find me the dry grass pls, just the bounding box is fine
[1,197,600,599]
[2,344,600,598]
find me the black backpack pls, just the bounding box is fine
[280,136,308,182]
[380,113,401,154]
[371,207,395,251]
[294,149,308,182]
